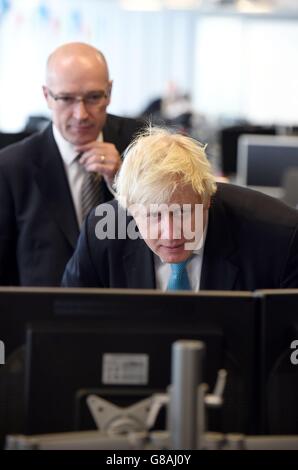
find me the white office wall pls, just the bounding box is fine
[193,16,298,125]
[194,16,244,120]
[243,20,298,125]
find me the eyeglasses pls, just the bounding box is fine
[47,89,110,108]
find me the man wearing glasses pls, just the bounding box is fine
[0,42,142,286]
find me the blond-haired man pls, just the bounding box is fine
[62,127,298,291]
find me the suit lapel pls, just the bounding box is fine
[200,193,239,290]
[102,114,119,145]
[123,239,156,289]
[33,125,79,249]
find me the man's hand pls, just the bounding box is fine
[76,141,121,186]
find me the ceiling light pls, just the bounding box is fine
[165,0,202,9]
[236,0,273,13]
[120,0,163,11]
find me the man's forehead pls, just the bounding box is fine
[51,85,107,95]
[48,75,109,94]
[46,56,109,89]
[169,184,202,202]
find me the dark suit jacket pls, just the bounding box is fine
[0,114,142,286]
[62,184,298,290]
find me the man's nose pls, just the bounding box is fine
[72,100,89,119]
[161,214,181,240]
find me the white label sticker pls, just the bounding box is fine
[102,353,149,385]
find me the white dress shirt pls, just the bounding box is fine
[53,125,103,227]
[154,215,208,291]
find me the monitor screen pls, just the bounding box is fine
[220,125,276,175]
[19,289,258,436]
[236,134,298,196]
[0,287,67,446]
[259,289,298,435]
[0,287,58,357]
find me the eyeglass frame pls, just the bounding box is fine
[47,87,111,108]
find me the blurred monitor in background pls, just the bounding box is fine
[24,115,51,133]
[219,124,276,176]
[236,134,298,199]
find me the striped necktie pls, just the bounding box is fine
[167,260,191,291]
[81,170,103,222]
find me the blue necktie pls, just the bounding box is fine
[167,260,191,291]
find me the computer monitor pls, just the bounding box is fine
[236,134,298,198]
[0,287,64,445]
[259,289,298,435]
[219,125,276,175]
[21,289,258,436]
[0,287,62,359]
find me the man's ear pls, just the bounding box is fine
[42,86,52,109]
[204,197,211,210]
[42,85,48,99]
[107,80,113,104]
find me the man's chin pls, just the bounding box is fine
[63,125,96,142]
[159,246,192,264]
[67,132,96,146]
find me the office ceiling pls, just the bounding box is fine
[119,0,298,14]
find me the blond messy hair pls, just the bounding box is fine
[115,126,217,208]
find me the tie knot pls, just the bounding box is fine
[170,260,189,275]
